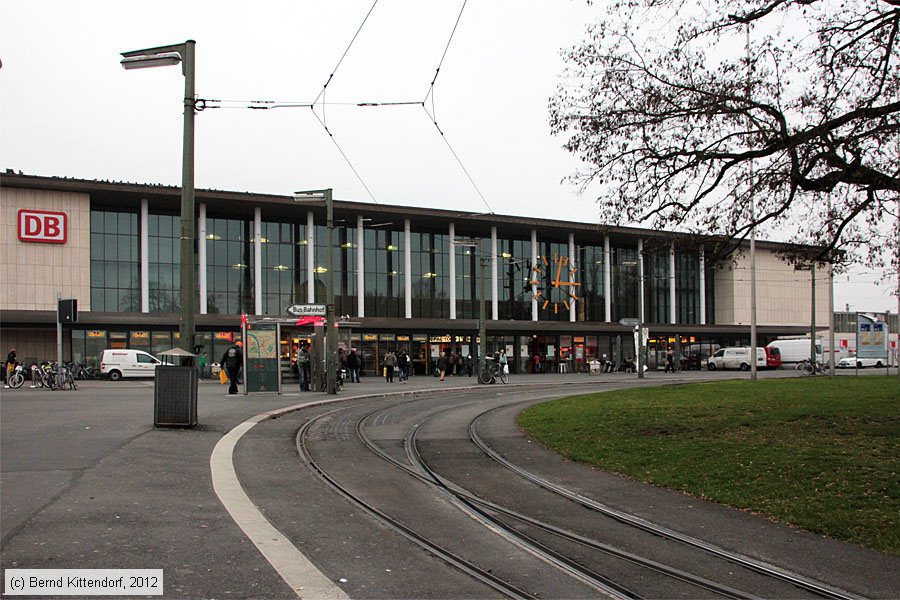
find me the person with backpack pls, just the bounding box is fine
[220,341,243,395]
[397,349,409,383]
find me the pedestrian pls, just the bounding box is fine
[4,349,17,388]
[347,348,361,383]
[220,341,243,395]
[499,348,508,376]
[464,353,473,377]
[455,351,463,375]
[198,350,207,380]
[397,349,409,383]
[297,344,311,391]
[664,347,675,373]
[437,352,449,381]
[532,353,541,373]
[384,348,397,383]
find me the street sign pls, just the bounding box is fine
[619,317,640,327]
[286,304,327,317]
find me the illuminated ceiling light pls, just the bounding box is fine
[341,242,355,249]
[387,245,399,251]
[259,237,269,243]
[296,240,308,246]
[388,270,399,276]
[423,272,437,278]
[232,263,248,269]
[273,265,290,271]
[501,252,512,259]
[314,266,328,273]
[207,234,221,241]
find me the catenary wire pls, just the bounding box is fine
[310,108,379,204]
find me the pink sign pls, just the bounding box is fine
[295,316,326,326]
[18,209,67,244]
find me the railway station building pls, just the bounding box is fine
[1,171,832,376]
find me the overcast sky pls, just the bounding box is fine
[1,0,895,312]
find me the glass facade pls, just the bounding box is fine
[148,213,180,313]
[644,248,670,324]
[362,228,402,318]
[611,246,639,322]
[86,206,717,328]
[410,232,450,318]
[261,220,307,315]
[496,238,531,320]
[91,210,139,312]
[577,243,605,322]
[206,217,254,314]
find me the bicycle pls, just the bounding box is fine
[796,359,827,376]
[478,359,509,385]
[7,364,27,389]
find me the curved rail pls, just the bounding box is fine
[469,405,860,600]
[294,408,536,600]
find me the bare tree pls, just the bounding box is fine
[551,0,900,274]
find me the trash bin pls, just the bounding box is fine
[154,366,198,428]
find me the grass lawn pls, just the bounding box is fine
[517,376,899,555]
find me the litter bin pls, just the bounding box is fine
[154,366,198,428]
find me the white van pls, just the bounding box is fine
[100,349,164,381]
[766,339,823,364]
[707,347,766,371]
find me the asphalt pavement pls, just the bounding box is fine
[1,368,896,598]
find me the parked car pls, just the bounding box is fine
[766,339,823,364]
[100,349,166,381]
[837,357,885,368]
[707,347,768,371]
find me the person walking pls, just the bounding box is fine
[198,350,207,380]
[220,341,243,395]
[383,349,397,383]
[464,353,473,377]
[397,349,409,383]
[297,344,311,391]
[437,352,449,381]
[499,348,509,377]
[4,349,17,388]
[347,348,361,383]
[664,347,675,373]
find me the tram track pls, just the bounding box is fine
[267,385,874,598]
[465,404,859,600]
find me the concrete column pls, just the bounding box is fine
[699,246,706,325]
[670,242,677,324]
[604,235,612,321]
[357,215,365,317]
[254,207,262,315]
[569,233,576,322]
[449,223,457,319]
[531,229,538,321]
[140,199,149,313]
[199,203,207,314]
[491,227,499,320]
[405,219,412,318]
[307,211,315,303]
[638,239,645,324]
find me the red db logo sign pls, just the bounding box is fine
[17,210,67,244]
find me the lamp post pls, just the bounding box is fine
[121,41,196,353]
[294,189,337,395]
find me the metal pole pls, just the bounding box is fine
[638,242,644,379]
[478,238,487,382]
[325,189,337,395]
[178,40,196,352]
[747,23,758,382]
[828,195,835,377]
[811,263,817,365]
[57,292,64,389]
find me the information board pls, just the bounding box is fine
[857,313,888,359]
[245,323,280,392]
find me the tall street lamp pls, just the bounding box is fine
[121,41,196,353]
[294,189,337,395]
